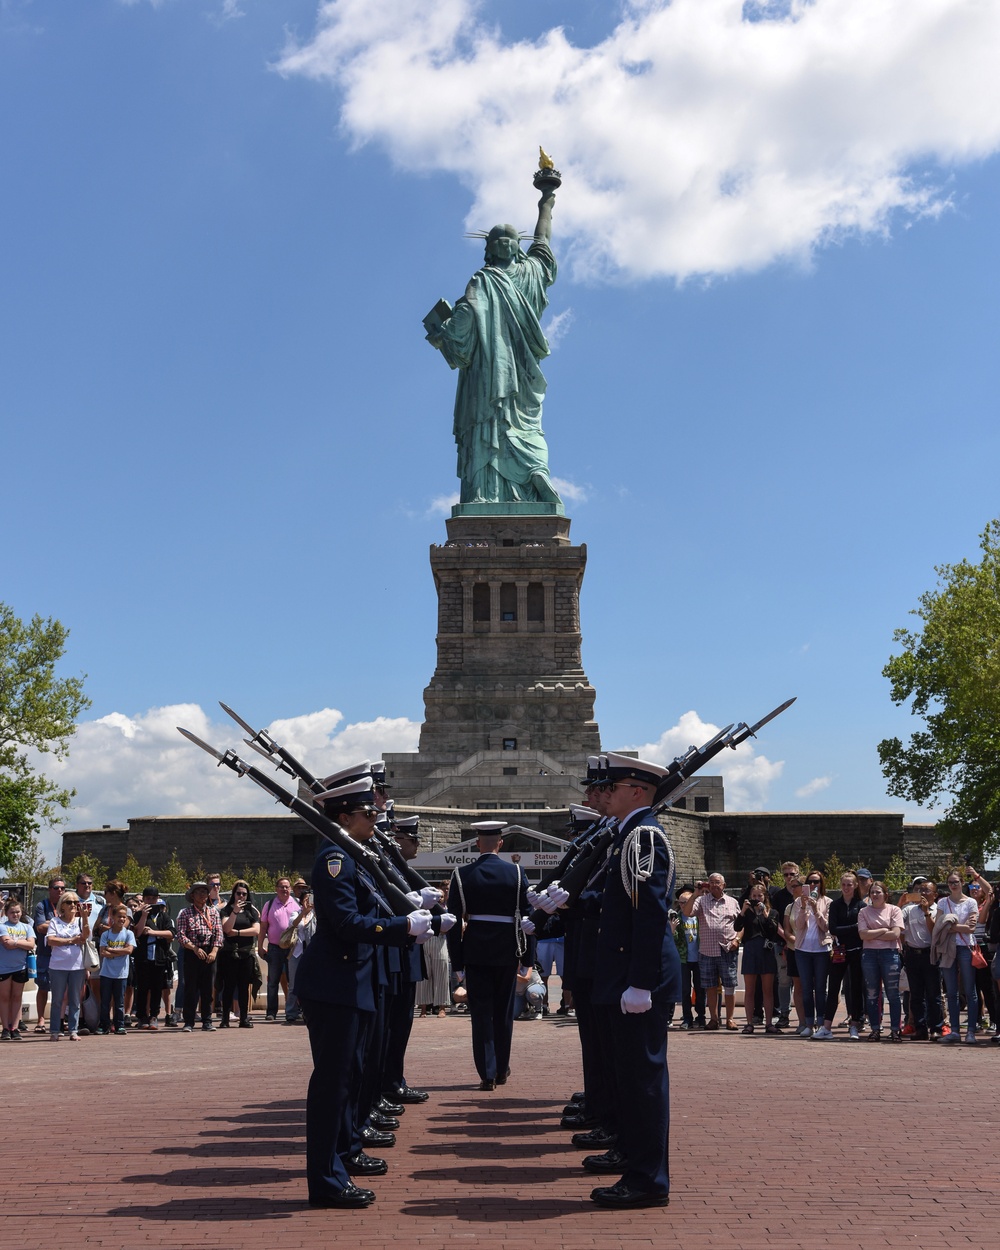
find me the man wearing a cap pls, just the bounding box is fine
[447,821,530,1091]
[590,752,679,1209]
[132,885,175,1030]
[295,774,439,1209]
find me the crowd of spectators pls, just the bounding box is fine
[673,861,1000,1043]
[0,871,317,1040]
[3,858,998,1047]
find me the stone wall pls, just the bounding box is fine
[703,811,952,882]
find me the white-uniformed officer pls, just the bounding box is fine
[446,821,530,1090]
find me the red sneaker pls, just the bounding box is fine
[940,1024,952,1036]
[901,1024,916,1036]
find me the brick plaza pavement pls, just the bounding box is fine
[5,1014,997,1249]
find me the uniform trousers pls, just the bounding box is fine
[465,962,518,1082]
[355,982,387,1146]
[580,984,619,1134]
[383,978,417,1093]
[302,998,371,1199]
[902,946,942,1032]
[602,999,671,1196]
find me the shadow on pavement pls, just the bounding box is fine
[107,1197,301,1222]
[123,1167,298,1188]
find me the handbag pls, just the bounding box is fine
[82,937,100,972]
[970,943,987,970]
[278,918,299,949]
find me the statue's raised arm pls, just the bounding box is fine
[424,152,564,509]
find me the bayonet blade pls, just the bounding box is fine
[733,696,797,744]
[219,701,258,739]
[177,726,226,762]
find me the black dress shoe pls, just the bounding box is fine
[369,1112,400,1130]
[570,1091,585,1103]
[591,1181,669,1209]
[496,1067,511,1086]
[562,1102,585,1117]
[582,1147,628,1173]
[572,1127,617,1150]
[561,1113,597,1130]
[478,1079,496,1091]
[393,1085,429,1104]
[378,1098,405,1116]
[361,1128,396,1148]
[218,1019,230,1028]
[308,1182,374,1209]
[239,1019,253,1028]
[345,1152,388,1176]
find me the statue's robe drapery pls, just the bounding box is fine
[434,241,560,505]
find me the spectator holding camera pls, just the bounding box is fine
[0,896,35,1041]
[734,881,779,1034]
[817,871,866,1040]
[218,880,260,1028]
[46,891,89,1040]
[792,871,832,1039]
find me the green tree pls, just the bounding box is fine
[62,851,109,887]
[119,852,154,893]
[0,604,91,870]
[158,850,190,895]
[822,852,848,889]
[2,830,57,902]
[879,519,1000,861]
[882,853,910,895]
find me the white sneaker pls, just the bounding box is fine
[848,1025,860,1040]
[812,1026,834,1039]
[799,1026,813,1038]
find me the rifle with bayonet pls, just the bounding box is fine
[219,701,436,896]
[177,725,426,922]
[539,697,796,914]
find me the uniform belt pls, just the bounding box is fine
[467,914,514,924]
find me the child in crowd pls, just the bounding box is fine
[99,905,136,1035]
[0,897,36,1041]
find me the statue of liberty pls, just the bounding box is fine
[424,157,563,507]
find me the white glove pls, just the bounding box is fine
[420,886,443,909]
[406,909,433,937]
[414,931,431,944]
[526,889,543,909]
[405,891,423,908]
[437,912,457,933]
[535,893,559,915]
[620,986,653,1014]
[520,918,536,936]
[546,885,570,908]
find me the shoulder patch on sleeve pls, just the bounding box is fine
[327,858,343,879]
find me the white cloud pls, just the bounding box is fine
[31,704,420,864]
[551,476,589,504]
[795,774,833,798]
[543,307,574,348]
[278,0,1000,280]
[427,491,460,516]
[627,708,784,810]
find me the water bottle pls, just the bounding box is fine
[26,949,37,978]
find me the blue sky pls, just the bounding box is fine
[3,0,999,861]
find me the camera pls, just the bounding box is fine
[752,870,767,882]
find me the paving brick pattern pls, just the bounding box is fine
[5,1016,998,1249]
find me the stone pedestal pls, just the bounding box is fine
[383,512,601,810]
